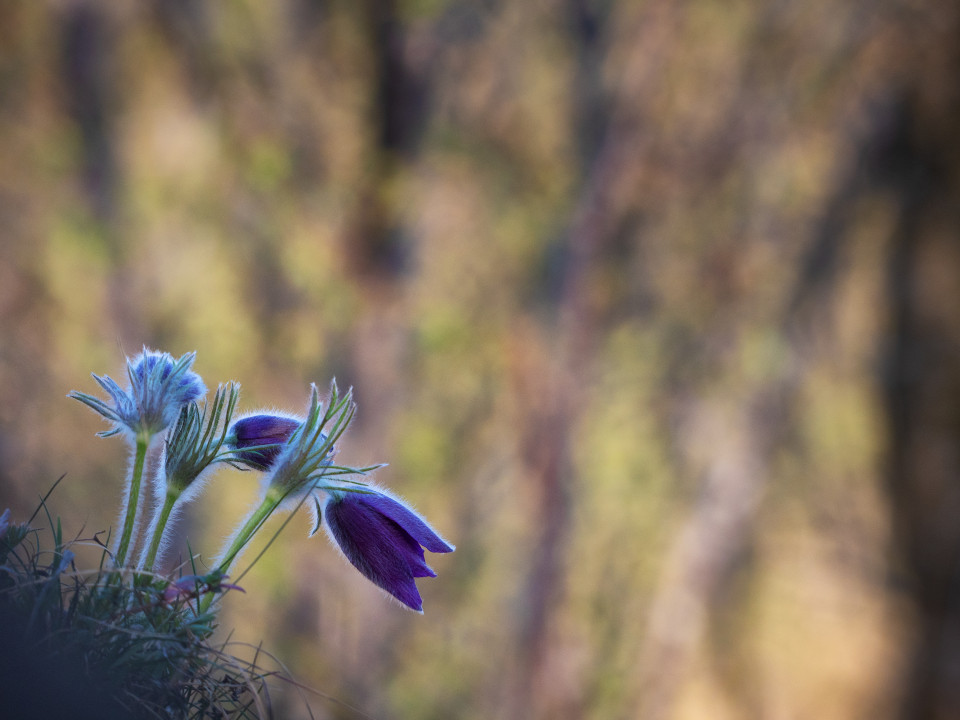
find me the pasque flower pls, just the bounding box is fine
[69,348,206,441]
[321,488,455,613]
[226,414,302,471]
[67,351,456,617]
[212,381,454,613]
[69,348,207,567]
[212,382,359,583]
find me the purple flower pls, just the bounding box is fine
[69,348,206,439]
[322,489,455,613]
[227,414,303,471]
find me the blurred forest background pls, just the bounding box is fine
[1,0,959,718]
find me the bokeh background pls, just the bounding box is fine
[1,1,959,718]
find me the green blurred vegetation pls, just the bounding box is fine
[1,1,958,718]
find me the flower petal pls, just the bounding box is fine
[324,495,426,612]
[233,415,302,446]
[229,414,302,470]
[362,492,456,554]
[74,351,206,439]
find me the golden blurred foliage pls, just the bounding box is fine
[1,0,959,718]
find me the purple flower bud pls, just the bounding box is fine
[228,414,303,471]
[323,489,455,613]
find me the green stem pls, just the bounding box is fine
[141,489,179,572]
[219,489,283,575]
[198,488,283,613]
[115,434,149,567]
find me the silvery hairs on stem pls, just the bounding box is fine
[69,348,206,567]
[140,383,254,572]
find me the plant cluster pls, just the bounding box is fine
[0,349,454,718]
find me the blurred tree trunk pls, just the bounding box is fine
[344,0,429,461]
[509,2,625,717]
[882,58,960,720]
[59,3,146,348]
[345,0,430,280]
[339,1,432,710]
[783,3,960,716]
[61,1,116,223]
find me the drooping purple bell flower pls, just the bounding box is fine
[227,414,303,471]
[322,489,455,613]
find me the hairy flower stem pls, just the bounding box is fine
[218,489,283,574]
[141,489,179,572]
[115,434,149,567]
[198,487,284,613]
